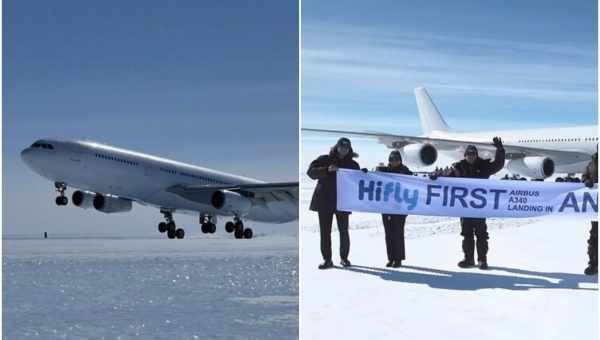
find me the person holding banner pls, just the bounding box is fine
[582,151,597,275]
[307,137,360,269]
[430,137,505,270]
[376,150,413,267]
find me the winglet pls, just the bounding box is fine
[414,87,450,135]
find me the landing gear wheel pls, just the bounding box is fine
[200,223,212,234]
[225,221,235,233]
[167,229,176,239]
[158,222,167,233]
[175,228,185,239]
[167,222,176,233]
[243,228,253,239]
[234,228,244,239]
[209,223,216,234]
[55,196,68,206]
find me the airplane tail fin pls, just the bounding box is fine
[414,87,450,135]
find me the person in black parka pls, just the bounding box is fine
[376,150,413,268]
[431,137,505,270]
[307,137,360,269]
[582,151,598,275]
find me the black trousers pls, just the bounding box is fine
[588,221,598,266]
[382,214,406,262]
[318,211,350,262]
[460,218,489,261]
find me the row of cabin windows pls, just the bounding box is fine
[179,171,228,185]
[95,153,139,166]
[96,156,228,184]
[160,167,227,184]
[160,168,177,174]
[517,137,598,143]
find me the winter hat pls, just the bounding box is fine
[388,150,402,162]
[464,144,478,157]
[336,137,351,148]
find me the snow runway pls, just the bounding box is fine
[4,235,298,340]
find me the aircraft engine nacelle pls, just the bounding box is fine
[93,194,133,213]
[400,143,438,167]
[506,157,555,179]
[72,190,95,209]
[211,190,251,215]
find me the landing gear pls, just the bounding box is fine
[159,210,184,239]
[201,223,216,233]
[231,218,253,239]
[198,215,253,239]
[54,182,68,206]
[200,214,217,234]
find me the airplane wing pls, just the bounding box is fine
[166,182,299,204]
[302,128,589,165]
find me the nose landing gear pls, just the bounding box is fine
[54,182,68,206]
[199,214,217,234]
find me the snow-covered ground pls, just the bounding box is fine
[300,137,597,340]
[3,233,298,340]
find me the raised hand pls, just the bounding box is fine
[493,137,503,149]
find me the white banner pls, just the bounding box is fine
[336,169,598,219]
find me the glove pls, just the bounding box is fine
[493,137,503,149]
[585,179,594,188]
[361,168,368,173]
[429,172,438,180]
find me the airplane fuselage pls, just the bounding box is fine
[429,125,597,174]
[21,139,298,223]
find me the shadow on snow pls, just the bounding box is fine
[340,264,597,291]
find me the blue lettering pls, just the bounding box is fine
[582,192,598,213]
[383,182,395,202]
[450,186,468,208]
[489,189,507,210]
[470,188,487,209]
[559,192,580,213]
[426,185,442,205]
[403,189,419,210]
[358,180,374,201]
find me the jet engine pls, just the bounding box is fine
[211,190,251,215]
[506,157,555,179]
[400,143,438,167]
[93,194,133,213]
[72,190,95,209]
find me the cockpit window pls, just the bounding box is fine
[30,141,54,150]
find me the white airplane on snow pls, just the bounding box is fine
[304,87,597,179]
[21,140,298,239]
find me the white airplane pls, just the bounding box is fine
[21,139,298,239]
[304,87,597,179]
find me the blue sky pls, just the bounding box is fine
[3,0,298,235]
[302,0,597,134]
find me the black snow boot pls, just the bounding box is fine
[340,259,352,267]
[584,264,597,276]
[392,260,402,268]
[458,258,476,268]
[459,237,476,268]
[478,259,489,270]
[318,260,333,270]
[386,261,393,268]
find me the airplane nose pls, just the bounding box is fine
[21,148,36,167]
